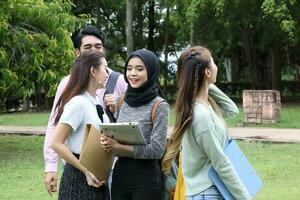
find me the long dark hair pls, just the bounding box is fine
[162,46,220,172]
[54,50,104,124]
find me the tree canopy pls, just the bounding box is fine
[1,0,299,111]
[0,0,87,110]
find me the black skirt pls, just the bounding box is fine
[111,158,162,200]
[58,161,109,200]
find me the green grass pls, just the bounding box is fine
[169,104,300,128]
[0,112,50,126]
[239,141,300,200]
[0,135,299,199]
[0,103,299,128]
[0,135,62,200]
[225,104,300,128]
[169,107,176,127]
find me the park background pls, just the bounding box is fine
[0,0,300,199]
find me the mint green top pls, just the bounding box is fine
[182,84,251,199]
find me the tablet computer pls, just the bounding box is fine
[99,122,146,145]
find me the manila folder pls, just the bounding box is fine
[79,124,114,182]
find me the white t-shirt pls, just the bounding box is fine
[59,91,109,154]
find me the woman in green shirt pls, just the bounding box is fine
[163,46,251,200]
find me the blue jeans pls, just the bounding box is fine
[186,186,224,200]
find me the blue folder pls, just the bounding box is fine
[208,139,263,200]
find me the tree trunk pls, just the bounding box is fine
[147,0,155,51]
[163,5,170,97]
[95,0,102,29]
[242,27,256,88]
[126,0,134,57]
[189,23,195,45]
[271,43,282,91]
[296,65,300,80]
[22,97,30,112]
[224,58,232,82]
[242,27,269,89]
[44,96,50,111]
[135,0,144,49]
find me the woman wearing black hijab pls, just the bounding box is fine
[101,49,169,200]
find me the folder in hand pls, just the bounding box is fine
[208,139,263,200]
[100,122,146,145]
[79,124,114,183]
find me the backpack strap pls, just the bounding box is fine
[151,97,164,123]
[104,71,121,95]
[104,71,121,122]
[117,94,125,114]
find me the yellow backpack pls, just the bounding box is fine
[173,153,186,200]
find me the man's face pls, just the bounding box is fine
[75,35,104,57]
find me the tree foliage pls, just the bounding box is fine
[170,0,300,89]
[0,0,87,111]
[1,0,300,111]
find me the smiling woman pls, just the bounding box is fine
[100,49,169,200]
[126,57,148,88]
